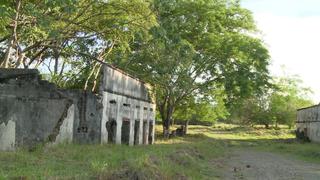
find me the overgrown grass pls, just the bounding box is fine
[1,124,320,179]
[0,129,225,179]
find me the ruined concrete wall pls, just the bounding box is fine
[0,120,15,151]
[0,65,154,150]
[0,69,102,150]
[297,105,320,143]
[100,65,156,145]
[0,69,76,150]
[67,90,102,144]
[54,104,75,145]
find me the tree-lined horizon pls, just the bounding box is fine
[0,0,312,136]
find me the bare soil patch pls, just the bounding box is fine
[221,149,320,180]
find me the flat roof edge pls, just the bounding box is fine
[297,104,320,111]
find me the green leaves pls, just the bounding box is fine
[228,75,313,127]
[0,0,156,88]
[117,0,270,127]
[0,1,14,36]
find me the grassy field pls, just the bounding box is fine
[1,124,320,179]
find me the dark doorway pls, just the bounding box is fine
[148,122,153,144]
[304,128,308,137]
[143,121,148,144]
[106,119,117,143]
[121,119,130,145]
[134,120,140,145]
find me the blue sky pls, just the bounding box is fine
[241,0,320,102]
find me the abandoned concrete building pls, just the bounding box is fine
[0,65,156,151]
[296,105,320,143]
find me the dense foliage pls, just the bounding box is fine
[120,0,270,135]
[0,0,155,90]
[228,75,313,128]
[1,0,279,135]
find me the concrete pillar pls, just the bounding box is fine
[138,103,144,145]
[145,103,151,145]
[100,92,109,144]
[150,104,156,144]
[129,99,135,146]
[115,95,122,144]
[141,102,150,145]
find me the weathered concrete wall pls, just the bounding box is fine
[100,65,156,145]
[0,120,15,151]
[68,91,102,144]
[0,65,155,151]
[54,104,75,144]
[0,69,102,150]
[297,105,320,143]
[0,69,75,149]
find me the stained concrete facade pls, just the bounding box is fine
[100,65,156,146]
[0,65,155,151]
[296,105,320,143]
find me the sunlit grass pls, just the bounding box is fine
[188,123,295,140]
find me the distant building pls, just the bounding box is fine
[0,65,156,151]
[296,105,320,143]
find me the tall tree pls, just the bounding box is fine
[119,0,271,136]
[0,0,155,90]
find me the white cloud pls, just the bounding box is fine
[254,13,320,102]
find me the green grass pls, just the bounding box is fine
[1,124,320,179]
[191,123,320,164]
[0,132,225,179]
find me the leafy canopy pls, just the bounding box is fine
[117,0,271,131]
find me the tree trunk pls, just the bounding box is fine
[159,98,175,138]
[1,41,13,68]
[162,120,170,138]
[1,0,21,68]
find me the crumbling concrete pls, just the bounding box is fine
[0,65,156,151]
[0,68,78,150]
[296,105,320,143]
[0,120,15,151]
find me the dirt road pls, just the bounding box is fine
[221,149,320,180]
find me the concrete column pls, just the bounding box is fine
[100,92,109,144]
[150,104,156,144]
[115,95,122,144]
[129,99,135,146]
[145,103,150,145]
[138,102,144,145]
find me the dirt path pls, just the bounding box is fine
[220,149,320,180]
